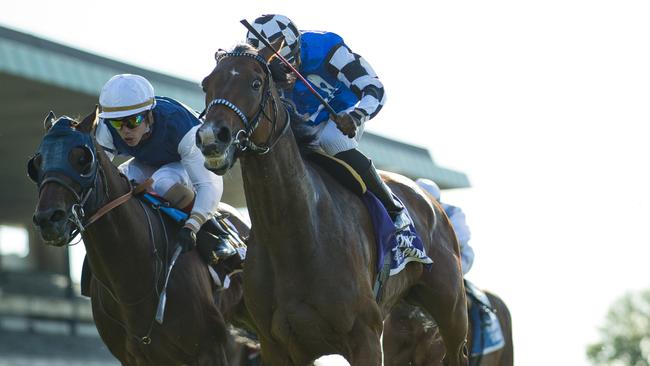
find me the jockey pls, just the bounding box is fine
[415,178,474,275]
[246,14,410,231]
[96,74,237,263]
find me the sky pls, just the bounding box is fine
[3,1,650,365]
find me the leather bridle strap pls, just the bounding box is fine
[84,179,152,228]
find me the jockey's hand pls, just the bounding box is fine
[331,112,360,138]
[177,226,197,253]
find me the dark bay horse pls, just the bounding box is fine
[29,110,250,365]
[384,292,514,366]
[195,44,468,366]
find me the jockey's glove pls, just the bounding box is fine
[178,226,197,253]
[331,112,360,138]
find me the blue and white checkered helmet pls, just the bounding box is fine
[246,14,301,64]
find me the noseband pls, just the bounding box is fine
[199,51,289,154]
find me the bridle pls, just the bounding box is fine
[29,118,196,346]
[198,51,290,155]
[29,120,134,241]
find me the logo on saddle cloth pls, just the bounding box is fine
[361,193,433,277]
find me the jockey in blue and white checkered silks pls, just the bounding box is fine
[96,74,236,261]
[246,14,411,231]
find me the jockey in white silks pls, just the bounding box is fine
[416,178,475,275]
[95,74,237,262]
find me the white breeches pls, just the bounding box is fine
[318,107,365,155]
[119,159,193,196]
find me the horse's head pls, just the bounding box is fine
[29,108,98,246]
[196,44,288,174]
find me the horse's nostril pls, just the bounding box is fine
[51,210,66,222]
[216,126,231,144]
[33,208,67,226]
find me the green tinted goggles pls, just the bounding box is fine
[107,112,147,130]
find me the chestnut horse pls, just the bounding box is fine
[384,291,514,366]
[195,44,468,366]
[29,110,250,365]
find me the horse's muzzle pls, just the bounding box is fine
[33,208,71,246]
[196,123,233,154]
[196,123,234,174]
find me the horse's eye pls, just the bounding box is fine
[252,79,263,90]
[27,154,42,182]
[71,147,94,175]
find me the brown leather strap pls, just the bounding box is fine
[84,179,151,228]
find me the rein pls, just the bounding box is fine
[84,178,151,228]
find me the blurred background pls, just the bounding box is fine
[1,1,649,365]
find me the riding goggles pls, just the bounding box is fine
[107,112,147,130]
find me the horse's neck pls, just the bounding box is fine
[241,126,319,253]
[83,159,159,299]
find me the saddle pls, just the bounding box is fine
[305,150,432,302]
[305,150,366,195]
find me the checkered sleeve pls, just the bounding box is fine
[326,44,386,124]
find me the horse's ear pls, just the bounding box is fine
[43,111,56,132]
[258,38,285,63]
[77,105,98,133]
[214,49,227,62]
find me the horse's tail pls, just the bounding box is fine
[485,291,514,366]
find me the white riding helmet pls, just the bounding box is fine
[98,74,156,119]
[246,14,301,64]
[416,178,441,202]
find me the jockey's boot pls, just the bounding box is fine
[335,149,411,231]
[199,217,238,262]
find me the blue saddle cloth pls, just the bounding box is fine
[360,192,433,276]
[466,281,505,357]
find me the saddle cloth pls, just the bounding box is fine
[306,151,433,277]
[466,280,505,357]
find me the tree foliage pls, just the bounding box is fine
[587,289,650,366]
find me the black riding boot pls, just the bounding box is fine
[196,217,237,264]
[335,149,411,230]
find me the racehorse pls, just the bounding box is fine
[383,291,514,366]
[29,109,250,365]
[195,43,469,366]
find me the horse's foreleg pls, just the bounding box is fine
[346,315,383,366]
[258,336,296,366]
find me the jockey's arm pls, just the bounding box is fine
[178,125,223,232]
[95,121,117,161]
[326,44,387,124]
[445,204,475,274]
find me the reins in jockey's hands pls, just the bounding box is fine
[331,111,361,138]
[178,226,197,252]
